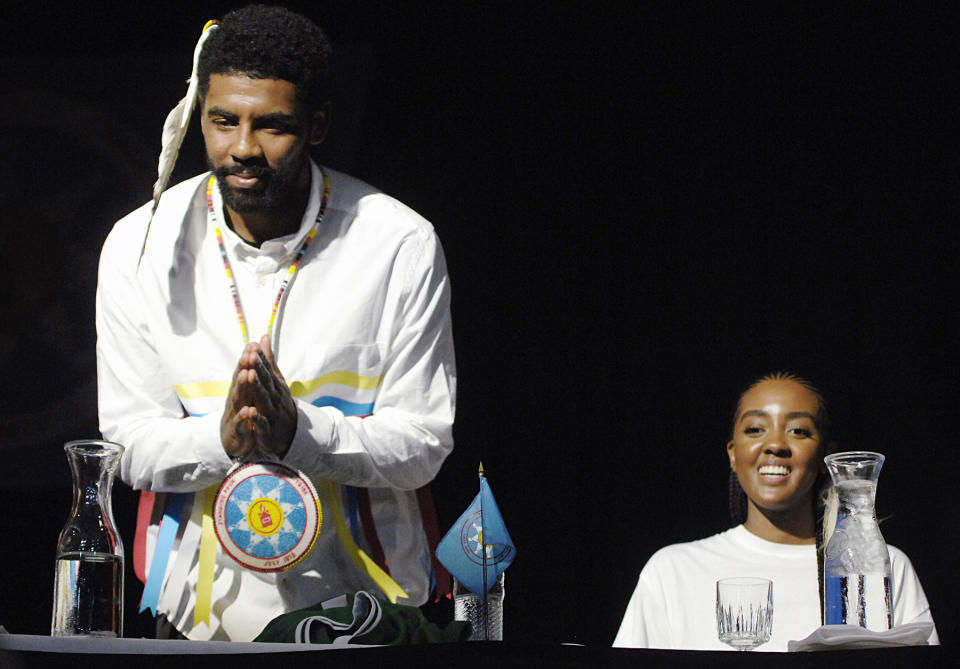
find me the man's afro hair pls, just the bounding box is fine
[198,5,332,110]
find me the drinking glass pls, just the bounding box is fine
[453,572,504,641]
[716,577,773,651]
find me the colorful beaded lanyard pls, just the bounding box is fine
[207,169,330,573]
[207,168,331,342]
[202,168,409,599]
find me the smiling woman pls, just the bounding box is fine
[727,374,829,545]
[612,373,939,651]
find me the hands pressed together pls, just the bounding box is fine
[220,334,297,460]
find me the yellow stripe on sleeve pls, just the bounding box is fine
[289,371,383,397]
[175,381,231,399]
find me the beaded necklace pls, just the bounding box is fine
[207,169,331,342]
[203,168,406,599]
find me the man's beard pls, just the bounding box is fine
[212,158,304,214]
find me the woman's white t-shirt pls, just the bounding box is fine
[613,525,938,651]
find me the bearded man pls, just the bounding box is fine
[96,5,455,641]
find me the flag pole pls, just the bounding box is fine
[479,462,489,641]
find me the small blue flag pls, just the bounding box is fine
[436,475,515,596]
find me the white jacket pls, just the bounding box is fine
[96,162,455,640]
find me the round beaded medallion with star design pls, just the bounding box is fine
[213,461,322,572]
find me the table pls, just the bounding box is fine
[0,633,950,668]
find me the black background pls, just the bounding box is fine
[1,1,957,647]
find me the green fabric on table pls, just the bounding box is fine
[254,591,471,645]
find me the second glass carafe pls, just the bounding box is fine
[823,451,893,631]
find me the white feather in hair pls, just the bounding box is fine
[138,20,219,265]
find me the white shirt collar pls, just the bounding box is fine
[211,160,323,263]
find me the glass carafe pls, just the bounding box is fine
[51,440,125,637]
[823,451,893,631]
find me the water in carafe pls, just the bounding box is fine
[823,452,893,631]
[51,440,125,637]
